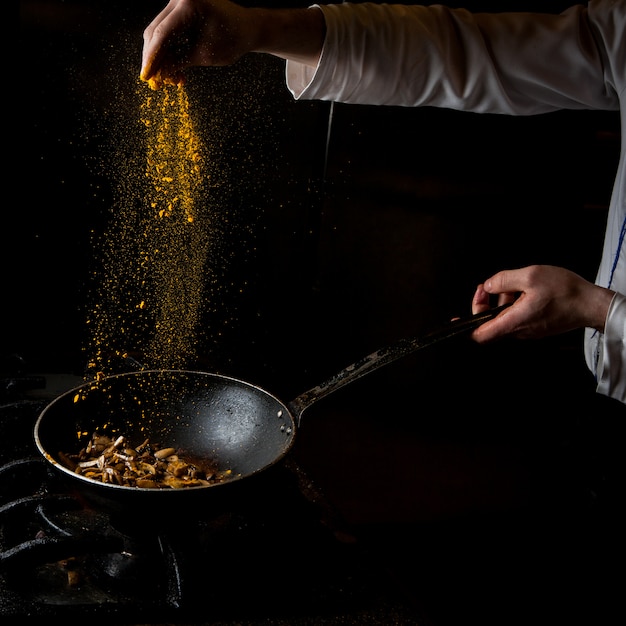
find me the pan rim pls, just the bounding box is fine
[33,368,297,494]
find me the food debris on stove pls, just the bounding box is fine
[59,432,232,488]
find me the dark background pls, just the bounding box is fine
[11,2,626,624]
[13,0,623,432]
[13,1,620,382]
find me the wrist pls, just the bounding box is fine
[588,285,615,333]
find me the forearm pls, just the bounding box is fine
[249,6,325,67]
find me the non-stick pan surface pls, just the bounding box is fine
[35,305,510,511]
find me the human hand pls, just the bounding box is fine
[469,264,615,343]
[141,0,254,89]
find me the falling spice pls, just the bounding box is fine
[85,79,215,374]
[139,84,209,368]
[83,54,288,381]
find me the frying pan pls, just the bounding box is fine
[34,305,509,514]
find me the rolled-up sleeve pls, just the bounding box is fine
[590,293,626,403]
[286,2,620,114]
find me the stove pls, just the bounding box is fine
[0,359,425,625]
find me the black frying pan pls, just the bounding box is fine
[34,305,509,513]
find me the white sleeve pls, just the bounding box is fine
[589,292,626,404]
[286,1,626,405]
[286,1,622,114]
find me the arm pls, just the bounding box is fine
[141,0,325,88]
[142,1,624,112]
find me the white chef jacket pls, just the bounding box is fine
[285,1,626,405]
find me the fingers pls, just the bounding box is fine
[141,1,186,86]
[141,3,173,80]
[471,283,490,314]
[469,271,521,343]
[482,268,529,299]
[479,269,522,308]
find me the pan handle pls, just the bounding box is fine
[287,303,511,424]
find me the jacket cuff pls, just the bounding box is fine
[595,292,626,404]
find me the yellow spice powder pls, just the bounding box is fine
[140,84,208,368]
[85,79,212,374]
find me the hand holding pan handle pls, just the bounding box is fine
[288,303,511,424]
